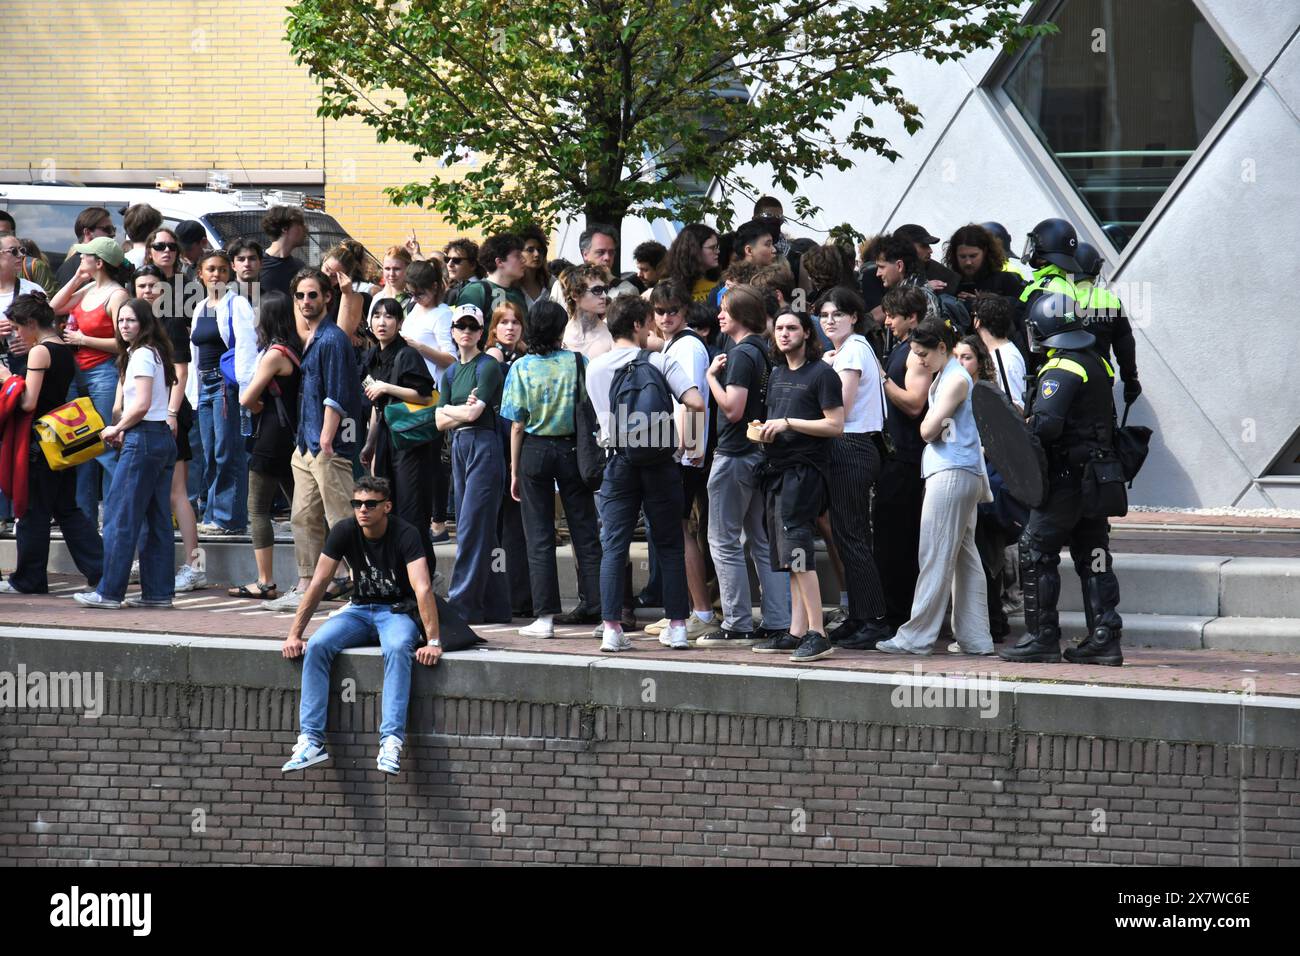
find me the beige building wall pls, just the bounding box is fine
[0,0,472,253]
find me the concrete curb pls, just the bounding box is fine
[2,626,1297,749]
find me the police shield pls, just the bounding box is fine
[972,380,1046,508]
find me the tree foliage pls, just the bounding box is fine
[286,0,1046,233]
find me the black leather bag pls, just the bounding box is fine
[1114,402,1152,485]
[1082,452,1129,518]
[571,351,605,491]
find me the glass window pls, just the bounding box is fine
[1001,0,1247,250]
[0,201,126,271]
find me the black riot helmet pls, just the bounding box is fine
[980,221,1016,260]
[1023,218,1081,273]
[1025,292,1094,353]
[1074,242,1103,280]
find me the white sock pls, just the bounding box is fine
[694,610,714,623]
[839,591,849,607]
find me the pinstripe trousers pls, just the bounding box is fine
[828,433,887,620]
[892,467,994,653]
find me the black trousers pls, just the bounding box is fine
[974,512,1010,638]
[431,430,453,523]
[1020,475,1122,634]
[10,454,103,593]
[375,424,436,569]
[517,434,602,616]
[498,490,533,615]
[828,433,887,621]
[873,456,924,629]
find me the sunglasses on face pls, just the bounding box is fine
[586,285,609,297]
[351,498,387,510]
[653,307,682,317]
[446,256,466,265]
[151,242,178,252]
[0,248,22,258]
[294,290,321,300]
[95,223,116,237]
[452,321,482,332]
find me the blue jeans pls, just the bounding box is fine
[197,370,248,530]
[449,427,510,624]
[596,454,688,622]
[299,603,422,743]
[98,421,177,602]
[72,360,120,522]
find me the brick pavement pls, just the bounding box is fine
[5,574,1300,698]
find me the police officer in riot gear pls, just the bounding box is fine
[1073,242,1141,406]
[1017,218,1084,375]
[999,294,1125,666]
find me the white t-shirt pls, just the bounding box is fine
[403,302,454,386]
[661,330,711,466]
[831,333,885,433]
[124,346,171,422]
[124,245,147,268]
[992,340,1027,409]
[0,278,41,349]
[586,345,697,447]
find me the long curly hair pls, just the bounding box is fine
[665,223,720,291]
[943,224,1006,279]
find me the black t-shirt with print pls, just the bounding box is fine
[764,358,843,466]
[321,515,427,605]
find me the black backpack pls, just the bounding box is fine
[608,349,676,466]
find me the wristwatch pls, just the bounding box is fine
[428,638,441,647]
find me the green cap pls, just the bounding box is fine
[70,237,125,267]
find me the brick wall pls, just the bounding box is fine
[3,679,1297,866]
[0,1,474,254]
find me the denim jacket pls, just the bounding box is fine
[297,318,362,457]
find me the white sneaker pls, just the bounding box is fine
[0,580,18,593]
[519,618,555,639]
[600,628,633,653]
[73,591,121,609]
[174,563,207,593]
[281,734,329,772]
[645,617,670,636]
[377,735,402,775]
[128,560,140,584]
[265,587,304,612]
[663,624,691,650]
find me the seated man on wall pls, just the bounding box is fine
[280,476,442,776]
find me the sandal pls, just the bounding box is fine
[323,578,354,601]
[228,582,279,599]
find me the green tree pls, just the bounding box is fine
[287,0,1045,244]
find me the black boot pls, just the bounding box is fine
[998,625,1063,663]
[1064,626,1124,666]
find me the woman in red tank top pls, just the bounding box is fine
[49,237,129,523]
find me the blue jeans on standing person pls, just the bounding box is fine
[597,454,688,623]
[72,360,120,523]
[449,426,511,623]
[97,421,177,603]
[197,369,248,530]
[298,603,422,744]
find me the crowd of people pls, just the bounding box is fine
[0,196,1142,766]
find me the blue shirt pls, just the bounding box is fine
[921,357,984,480]
[297,318,363,456]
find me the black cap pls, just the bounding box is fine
[174,220,207,247]
[894,223,940,245]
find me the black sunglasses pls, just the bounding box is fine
[653,307,682,316]
[294,290,321,300]
[350,498,388,510]
[452,321,482,331]
[586,285,610,297]
[150,242,179,252]
[446,256,466,265]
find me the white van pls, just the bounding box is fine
[0,181,371,271]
